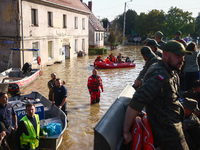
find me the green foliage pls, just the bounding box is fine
[101,18,109,29]
[88,47,108,55]
[111,7,197,40]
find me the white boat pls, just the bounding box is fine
[9,91,67,150]
[0,67,40,92]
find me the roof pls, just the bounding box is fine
[41,0,90,14]
[82,3,105,32]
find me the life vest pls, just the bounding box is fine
[142,114,154,150]
[87,75,103,92]
[20,114,40,149]
[131,116,142,150]
[131,114,155,150]
[110,56,117,63]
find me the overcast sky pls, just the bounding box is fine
[83,0,200,21]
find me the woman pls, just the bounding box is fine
[183,42,200,91]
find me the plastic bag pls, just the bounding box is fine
[46,123,62,136]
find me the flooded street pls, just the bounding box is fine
[21,45,144,150]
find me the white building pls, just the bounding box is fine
[0,0,90,71]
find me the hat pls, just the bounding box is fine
[143,38,150,45]
[141,46,156,59]
[182,97,199,111]
[147,39,160,48]
[98,55,101,58]
[163,40,192,55]
[154,31,163,38]
[119,53,121,55]
[175,30,182,36]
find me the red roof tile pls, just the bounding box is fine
[44,0,90,13]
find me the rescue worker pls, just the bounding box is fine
[108,52,113,60]
[95,55,103,62]
[47,73,56,101]
[16,103,40,150]
[110,55,117,63]
[153,31,166,50]
[123,40,192,150]
[117,53,125,63]
[182,98,200,150]
[104,57,112,64]
[174,30,187,48]
[133,46,161,89]
[87,69,103,104]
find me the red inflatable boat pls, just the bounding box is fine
[94,61,136,69]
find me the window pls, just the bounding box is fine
[74,17,78,29]
[82,39,85,51]
[48,41,53,59]
[82,18,85,30]
[63,14,67,28]
[32,42,39,63]
[48,12,53,27]
[74,39,78,53]
[101,33,104,41]
[31,9,38,26]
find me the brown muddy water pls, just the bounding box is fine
[21,45,144,150]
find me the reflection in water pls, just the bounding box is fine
[21,46,144,150]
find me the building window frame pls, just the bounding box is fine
[63,14,67,28]
[31,9,38,26]
[32,42,39,63]
[48,12,53,27]
[74,39,78,53]
[82,18,85,30]
[82,39,85,51]
[48,41,53,60]
[74,17,78,29]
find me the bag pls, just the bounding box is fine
[46,123,62,136]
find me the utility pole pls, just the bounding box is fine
[123,0,132,45]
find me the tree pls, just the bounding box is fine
[101,18,109,29]
[163,7,195,39]
[193,12,200,39]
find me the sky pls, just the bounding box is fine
[83,0,200,21]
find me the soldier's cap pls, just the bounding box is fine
[182,97,199,111]
[153,31,163,38]
[192,80,200,88]
[141,46,156,59]
[175,30,182,36]
[163,40,193,55]
[143,38,150,45]
[147,39,160,48]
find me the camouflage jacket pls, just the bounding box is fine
[129,61,185,146]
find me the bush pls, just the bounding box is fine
[88,47,108,55]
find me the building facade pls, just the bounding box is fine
[0,0,90,71]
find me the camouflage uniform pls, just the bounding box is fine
[129,61,189,150]
[135,56,161,87]
[47,79,55,101]
[183,113,200,150]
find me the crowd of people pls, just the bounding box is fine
[1,29,200,149]
[124,30,200,150]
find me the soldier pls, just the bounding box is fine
[153,31,166,50]
[133,46,161,89]
[174,30,187,48]
[123,40,192,149]
[146,39,163,58]
[182,98,200,150]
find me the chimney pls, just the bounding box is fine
[88,1,92,11]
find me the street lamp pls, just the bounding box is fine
[123,0,132,39]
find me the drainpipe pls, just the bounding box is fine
[21,0,24,66]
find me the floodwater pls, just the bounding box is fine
[21,45,144,150]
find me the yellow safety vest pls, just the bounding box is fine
[20,114,40,149]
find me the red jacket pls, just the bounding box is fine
[87,75,103,92]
